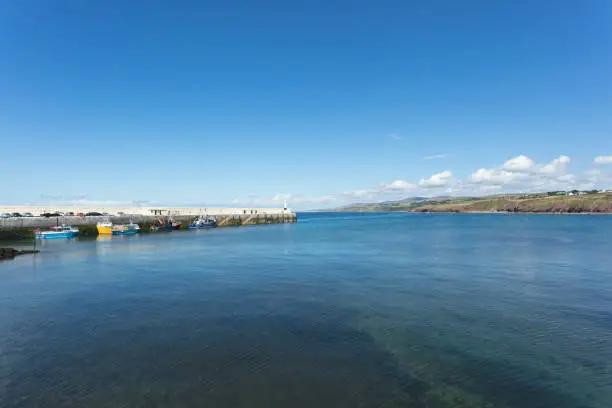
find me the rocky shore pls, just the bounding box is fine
[0,248,39,260]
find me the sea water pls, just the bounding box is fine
[1,213,611,407]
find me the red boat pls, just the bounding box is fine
[159,221,181,230]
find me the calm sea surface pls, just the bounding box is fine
[1,213,611,407]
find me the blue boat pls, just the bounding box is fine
[189,216,217,229]
[35,225,79,239]
[111,223,140,235]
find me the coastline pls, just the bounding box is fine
[411,210,612,215]
[315,210,612,215]
[326,192,612,214]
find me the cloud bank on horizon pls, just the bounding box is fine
[233,154,612,208]
[16,154,612,210]
[594,156,612,165]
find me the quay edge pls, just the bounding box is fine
[0,207,297,240]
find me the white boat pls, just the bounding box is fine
[189,216,217,229]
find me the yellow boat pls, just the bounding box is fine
[96,222,113,234]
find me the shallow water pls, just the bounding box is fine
[1,213,611,407]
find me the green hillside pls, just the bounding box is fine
[331,192,612,213]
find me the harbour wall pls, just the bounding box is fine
[0,207,297,235]
[0,213,297,230]
[0,206,291,217]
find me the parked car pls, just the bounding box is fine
[11,212,22,217]
[76,212,85,217]
[117,211,125,216]
[22,212,34,217]
[102,212,110,216]
[66,212,75,216]
[0,213,10,218]
[85,212,103,216]
[40,212,62,217]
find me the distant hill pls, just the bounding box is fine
[326,192,612,213]
[328,196,479,212]
[398,196,428,202]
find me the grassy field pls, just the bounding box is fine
[332,193,612,213]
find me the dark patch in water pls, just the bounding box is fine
[454,355,588,408]
[1,306,430,407]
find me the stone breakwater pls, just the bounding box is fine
[0,206,292,217]
[0,208,297,240]
[0,213,297,230]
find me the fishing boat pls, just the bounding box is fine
[189,216,217,229]
[159,221,181,230]
[35,225,79,239]
[97,221,141,235]
[112,223,140,235]
[156,218,181,230]
[96,222,113,234]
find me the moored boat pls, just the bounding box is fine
[158,220,181,230]
[35,225,79,239]
[189,216,217,229]
[96,222,113,234]
[155,219,181,231]
[98,222,141,235]
[112,223,141,235]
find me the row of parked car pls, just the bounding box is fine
[1,212,126,218]
[1,212,35,218]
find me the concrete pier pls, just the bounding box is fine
[0,207,297,231]
[0,206,292,217]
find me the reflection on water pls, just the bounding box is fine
[1,213,611,407]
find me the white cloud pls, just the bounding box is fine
[340,181,415,203]
[470,155,573,190]
[389,133,402,140]
[503,155,535,172]
[540,155,570,175]
[34,198,153,207]
[383,180,415,191]
[270,193,289,202]
[556,173,575,182]
[582,167,612,189]
[418,171,453,188]
[423,154,452,160]
[341,189,378,200]
[585,169,601,176]
[271,193,337,204]
[233,193,337,207]
[470,168,522,185]
[594,156,612,165]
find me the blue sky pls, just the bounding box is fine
[1,0,610,209]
